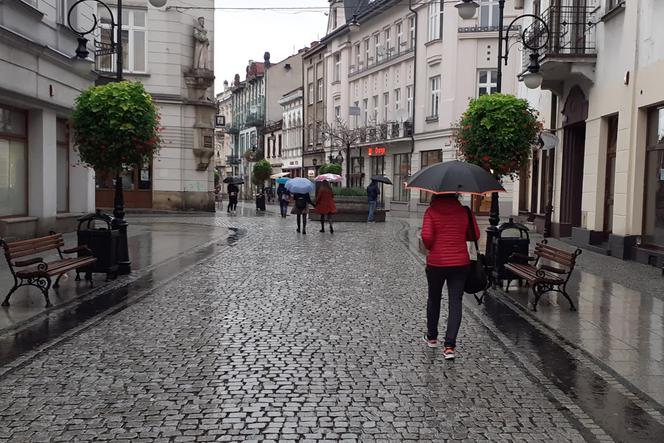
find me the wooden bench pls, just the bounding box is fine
[504,240,582,312]
[1,233,97,307]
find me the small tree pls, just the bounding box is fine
[456,93,541,180]
[252,159,272,192]
[318,118,367,188]
[319,163,342,175]
[72,81,161,217]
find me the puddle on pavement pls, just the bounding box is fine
[0,228,245,369]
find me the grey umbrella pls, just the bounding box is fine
[370,175,393,185]
[405,160,505,195]
[223,176,245,185]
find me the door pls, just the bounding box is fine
[371,156,385,207]
[603,115,618,235]
[560,123,586,232]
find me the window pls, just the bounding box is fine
[333,53,341,82]
[383,92,389,122]
[480,0,500,28]
[317,79,324,102]
[364,39,370,66]
[406,85,413,118]
[332,7,338,28]
[420,150,443,202]
[372,95,379,122]
[395,88,401,111]
[0,106,27,217]
[99,8,147,72]
[354,43,361,69]
[350,156,364,188]
[478,70,498,96]
[335,105,341,119]
[428,1,442,41]
[56,119,69,213]
[396,22,404,53]
[363,98,369,125]
[644,106,664,247]
[57,0,78,26]
[278,134,282,157]
[409,16,416,49]
[374,34,381,62]
[308,83,314,105]
[393,153,411,202]
[429,76,440,118]
[607,0,622,10]
[384,28,392,55]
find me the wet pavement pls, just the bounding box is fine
[0,204,663,441]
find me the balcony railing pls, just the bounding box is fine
[349,45,414,78]
[522,4,597,63]
[94,40,116,74]
[356,121,412,145]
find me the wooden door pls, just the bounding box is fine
[603,115,618,235]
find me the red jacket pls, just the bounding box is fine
[421,198,480,267]
[315,187,337,214]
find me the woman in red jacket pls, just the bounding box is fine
[315,181,337,233]
[421,193,480,360]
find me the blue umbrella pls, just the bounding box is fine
[276,177,290,185]
[285,177,314,194]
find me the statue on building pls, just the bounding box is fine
[193,17,210,70]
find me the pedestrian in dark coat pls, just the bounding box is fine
[367,180,380,222]
[227,183,239,213]
[315,181,337,233]
[420,193,480,360]
[277,183,290,218]
[292,192,315,234]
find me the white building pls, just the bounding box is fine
[321,0,523,214]
[93,1,216,212]
[279,88,304,177]
[0,0,97,239]
[215,82,234,183]
[515,0,664,267]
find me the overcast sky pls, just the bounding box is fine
[214,0,330,93]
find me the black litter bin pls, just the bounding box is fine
[77,210,120,280]
[491,218,530,286]
[255,193,266,211]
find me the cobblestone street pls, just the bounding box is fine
[0,213,611,441]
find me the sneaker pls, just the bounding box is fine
[442,346,455,360]
[422,335,439,348]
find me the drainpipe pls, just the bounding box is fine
[408,0,418,210]
[301,54,306,178]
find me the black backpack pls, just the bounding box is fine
[295,194,307,209]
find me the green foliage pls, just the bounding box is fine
[319,163,342,175]
[214,169,220,185]
[333,187,367,197]
[252,159,272,183]
[456,93,542,179]
[72,81,161,173]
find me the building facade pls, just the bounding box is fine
[215,82,234,187]
[320,0,522,214]
[515,0,664,267]
[93,0,216,212]
[0,0,97,239]
[302,41,328,178]
[279,88,304,177]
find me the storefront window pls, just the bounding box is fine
[0,106,27,217]
[56,119,69,213]
[644,106,664,247]
[393,153,410,202]
[350,156,364,188]
[95,163,151,192]
[371,156,385,207]
[420,150,442,203]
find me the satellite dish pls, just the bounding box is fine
[540,131,559,150]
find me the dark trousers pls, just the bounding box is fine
[320,214,333,231]
[279,200,289,217]
[426,265,470,347]
[295,211,307,231]
[227,196,238,212]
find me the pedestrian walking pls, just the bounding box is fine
[227,183,239,213]
[420,193,480,360]
[292,192,315,234]
[367,180,380,222]
[277,183,290,218]
[315,180,337,234]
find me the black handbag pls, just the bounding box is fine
[463,207,488,295]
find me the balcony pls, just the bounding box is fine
[226,155,242,165]
[355,121,412,146]
[348,46,414,79]
[522,4,598,88]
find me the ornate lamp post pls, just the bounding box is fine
[67,0,167,274]
[455,0,549,257]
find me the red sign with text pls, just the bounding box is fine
[368,146,386,156]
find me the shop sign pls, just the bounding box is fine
[368,146,386,156]
[307,169,315,177]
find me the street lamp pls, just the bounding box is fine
[67,0,168,275]
[456,0,550,259]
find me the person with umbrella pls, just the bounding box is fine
[367,180,380,222]
[407,161,503,360]
[286,178,316,234]
[276,180,290,218]
[226,180,240,214]
[314,180,337,234]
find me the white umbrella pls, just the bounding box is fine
[270,172,291,179]
[315,173,343,183]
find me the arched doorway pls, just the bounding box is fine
[559,86,588,237]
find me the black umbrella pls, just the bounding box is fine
[406,160,505,195]
[223,176,244,185]
[370,175,393,185]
